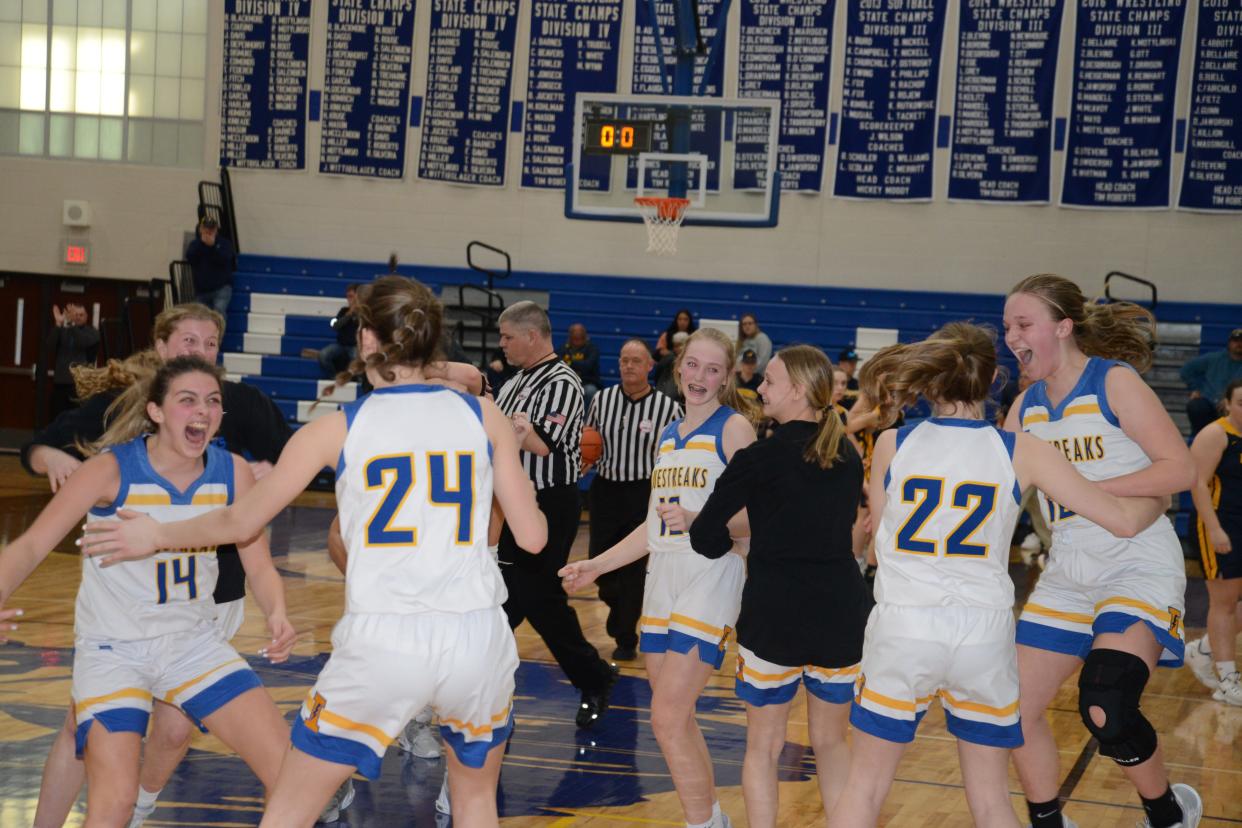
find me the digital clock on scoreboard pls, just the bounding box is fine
[584,119,654,155]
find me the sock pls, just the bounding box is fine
[712,801,722,819]
[1196,638,1212,656]
[1026,797,1062,827]
[135,787,161,809]
[1215,660,1237,680]
[686,818,712,828]
[1140,786,1183,828]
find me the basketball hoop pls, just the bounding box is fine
[634,196,690,256]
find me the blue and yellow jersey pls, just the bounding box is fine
[335,384,503,615]
[77,437,233,641]
[1019,357,1153,538]
[874,418,1022,610]
[1208,416,1242,518]
[647,405,734,556]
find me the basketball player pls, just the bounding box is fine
[560,328,756,828]
[834,323,1169,827]
[83,276,546,827]
[1004,274,1202,828]
[686,346,867,826]
[1183,379,1242,705]
[0,357,296,824]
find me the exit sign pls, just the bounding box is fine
[62,240,90,266]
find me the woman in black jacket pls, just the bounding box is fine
[685,345,869,827]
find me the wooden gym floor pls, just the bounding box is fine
[0,455,1238,826]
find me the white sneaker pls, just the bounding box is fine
[1024,816,1078,828]
[435,770,451,815]
[1213,672,1242,706]
[127,800,157,828]
[399,718,442,759]
[1184,638,1219,691]
[1019,533,1043,565]
[1134,783,1203,828]
[316,778,355,824]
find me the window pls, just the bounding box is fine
[0,0,207,165]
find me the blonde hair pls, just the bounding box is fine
[776,345,848,469]
[340,276,443,385]
[1009,274,1155,372]
[153,303,226,343]
[673,328,761,421]
[859,322,1000,427]
[80,356,224,456]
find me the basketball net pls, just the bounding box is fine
[634,196,690,256]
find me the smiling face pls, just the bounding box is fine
[678,338,731,407]
[757,356,803,421]
[155,318,221,364]
[146,370,224,458]
[1003,291,1074,381]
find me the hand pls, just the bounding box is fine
[78,509,160,566]
[489,359,504,374]
[249,460,274,482]
[655,501,693,534]
[40,448,82,493]
[260,615,297,663]
[52,305,64,326]
[558,559,601,592]
[579,458,595,475]
[1210,526,1233,554]
[0,606,23,644]
[729,536,750,559]
[511,412,532,444]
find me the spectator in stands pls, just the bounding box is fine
[46,302,99,418]
[738,313,773,373]
[1182,329,1242,435]
[654,330,688,402]
[837,347,860,404]
[735,348,763,399]
[656,308,696,358]
[560,323,601,410]
[317,284,361,379]
[185,216,236,316]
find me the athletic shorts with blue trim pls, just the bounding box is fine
[850,604,1022,748]
[71,622,261,756]
[735,645,858,707]
[292,607,518,780]
[1017,519,1186,667]
[638,550,744,669]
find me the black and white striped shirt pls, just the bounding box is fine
[586,385,682,482]
[496,357,584,490]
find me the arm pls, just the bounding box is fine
[70,324,100,351]
[22,391,115,488]
[1095,366,1196,497]
[327,514,347,575]
[1179,352,1211,396]
[847,392,881,435]
[1002,388,1029,433]
[1014,432,1165,538]
[688,448,752,559]
[0,454,118,613]
[661,415,754,537]
[519,376,584,457]
[223,382,294,464]
[559,521,649,591]
[229,457,296,662]
[82,414,346,564]
[1188,425,1232,553]
[483,399,546,553]
[425,361,484,396]
[868,430,897,535]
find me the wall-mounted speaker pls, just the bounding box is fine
[63,200,92,227]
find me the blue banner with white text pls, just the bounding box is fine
[1178,0,1242,211]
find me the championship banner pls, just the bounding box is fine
[1178,0,1242,211]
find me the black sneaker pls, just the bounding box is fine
[576,664,619,729]
[611,644,637,661]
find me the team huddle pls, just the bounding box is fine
[0,272,1216,827]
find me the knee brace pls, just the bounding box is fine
[1077,648,1157,766]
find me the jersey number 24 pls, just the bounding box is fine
[896,476,997,558]
[365,452,475,546]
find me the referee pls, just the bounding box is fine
[495,301,617,728]
[586,338,681,661]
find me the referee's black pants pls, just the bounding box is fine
[588,476,650,650]
[500,482,613,694]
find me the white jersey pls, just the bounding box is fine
[336,384,503,615]
[1019,358,1157,540]
[874,418,1022,610]
[646,405,735,556]
[78,437,232,641]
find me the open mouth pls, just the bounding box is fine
[185,421,209,448]
[686,383,708,397]
[1014,348,1033,366]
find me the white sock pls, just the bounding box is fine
[136,787,160,808]
[1216,660,1237,680]
[686,819,712,828]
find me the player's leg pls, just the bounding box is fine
[648,648,721,825]
[957,741,1020,828]
[127,701,196,825]
[82,724,143,828]
[444,737,505,828]
[200,686,291,792]
[741,698,793,828]
[32,708,86,828]
[259,747,355,827]
[1206,577,1242,687]
[828,730,905,827]
[1011,646,1082,804]
[805,689,852,816]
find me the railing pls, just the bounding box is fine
[169,260,195,304]
[466,240,511,291]
[454,283,506,368]
[1104,270,1158,309]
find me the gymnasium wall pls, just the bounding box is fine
[0,0,1237,302]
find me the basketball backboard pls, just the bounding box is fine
[565,93,782,227]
